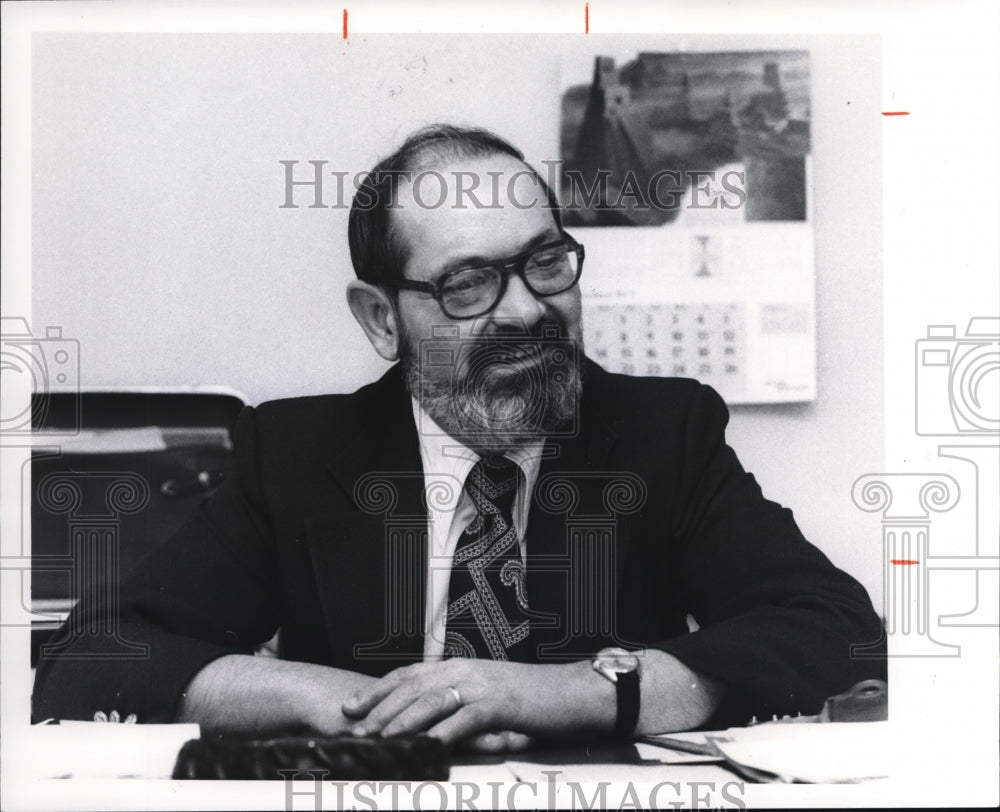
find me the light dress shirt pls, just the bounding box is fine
[411,398,544,660]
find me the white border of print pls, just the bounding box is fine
[2,1,997,810]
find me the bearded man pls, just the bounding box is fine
[33,125,885,751]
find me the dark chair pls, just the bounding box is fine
[30,388,247,666]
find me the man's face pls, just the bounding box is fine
[391,153,583,453]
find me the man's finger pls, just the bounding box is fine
[501,731,534,752]
[342,666,417,718]
[460,732,509,753]
[381,687,462,737]
[460,729,535,753]
[347,682,422,735]
[425,704,490,744]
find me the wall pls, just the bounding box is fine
[31,33,884,608]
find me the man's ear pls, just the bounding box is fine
[346,280,402,361]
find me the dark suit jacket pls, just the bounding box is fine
[33,359,886,728]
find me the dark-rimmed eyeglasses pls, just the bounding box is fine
[375,233,585,320]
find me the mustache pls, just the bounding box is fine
[400,317,583,454]
[463,316,572,341]
[459,319,574,363]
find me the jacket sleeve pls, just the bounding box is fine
[32,406,281,724]
[650,384,886,728]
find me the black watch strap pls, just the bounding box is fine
[613,669,640,738]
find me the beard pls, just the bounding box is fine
[400,320,583,455]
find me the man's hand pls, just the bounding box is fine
[341,659,607,746]
[178,650,723,746]
[176,654,378,736]
[340,650,725,747]
[461,731,535,753]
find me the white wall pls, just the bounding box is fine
[31,33,884,608]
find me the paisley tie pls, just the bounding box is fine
[443,456,530,661]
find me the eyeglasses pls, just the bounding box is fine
[377,234,585,320]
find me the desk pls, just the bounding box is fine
[455,739,652,768]
[16,721,888,792]
[10,723,899,811]
[15,723,742,783]
[451,746,744,810]
[454,739,737,777]
[12,731,746,812]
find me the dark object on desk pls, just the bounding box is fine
[819,678,888,722]
[748,678,888,725]
[171,733,451,780]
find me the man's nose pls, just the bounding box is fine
[491,272,546,328]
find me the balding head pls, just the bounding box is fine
[348,125,563,286]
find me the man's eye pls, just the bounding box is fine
[527,251,569,278]
[443,270,492,301]
[531,250,563,268]
[445,276,485,294]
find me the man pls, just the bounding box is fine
[33,125,885,750]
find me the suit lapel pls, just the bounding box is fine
[304,360,629,671]
[306,367,428,675]
[526,360,628,661]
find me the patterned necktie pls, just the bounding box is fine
[444,456,531,661]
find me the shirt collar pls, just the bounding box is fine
[409,397,545,499]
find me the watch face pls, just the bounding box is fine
[594,647,640,678]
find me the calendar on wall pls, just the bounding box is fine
[561,48,816,404]
[588,302,748,392]
[579,224,816,404]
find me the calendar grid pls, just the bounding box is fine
[586,302,747,395]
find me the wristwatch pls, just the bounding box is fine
[592,647,641,738]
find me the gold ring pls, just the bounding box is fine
[447,686,462,706]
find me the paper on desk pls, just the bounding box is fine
[634,730,724,763]
[506,760,738,785]
[709,721,891,783]
[16,722,200,779]
[449,763,520,783]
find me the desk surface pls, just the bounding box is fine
[454,740,644,767]
[452,748,742,796]
[18,724,740,781]
[18,721,889,786]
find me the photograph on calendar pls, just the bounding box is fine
[570,51,818,405]
[17,12,998,808]
[560,49,810,227]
